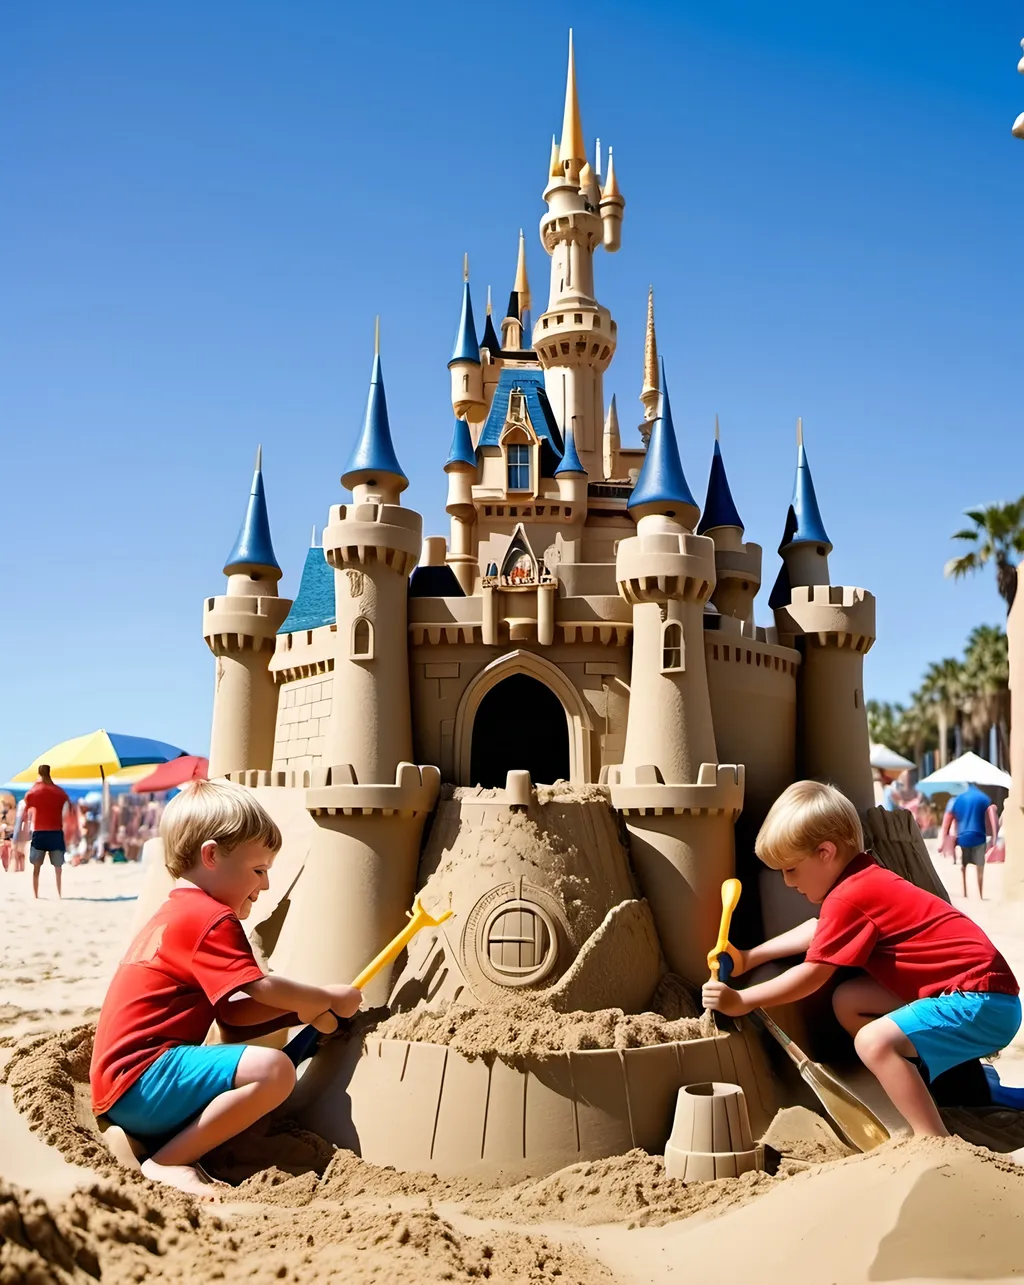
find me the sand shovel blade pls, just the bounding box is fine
[799,1061,890,1153]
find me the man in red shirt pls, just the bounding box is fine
[703,780,1020,1138]
[23,765,71,899]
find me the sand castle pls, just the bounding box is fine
[174,33,943,1179]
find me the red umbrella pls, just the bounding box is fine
[131,756,208,794]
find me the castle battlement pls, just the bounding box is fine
[305,761,441,817]
[323,501,423,574]
[616,528,717,606]
[203,593,291,653]
[777,583,876,651]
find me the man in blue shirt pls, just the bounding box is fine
[941,784,998,900]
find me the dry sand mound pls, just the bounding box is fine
[9,1025,1024,1284]
[376,995,705,1060]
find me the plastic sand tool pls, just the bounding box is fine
[707,879,890,1154]
[283,894,453,1066]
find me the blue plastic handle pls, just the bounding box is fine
[717,951,734,984]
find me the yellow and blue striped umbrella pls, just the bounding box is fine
[12,730,188,784]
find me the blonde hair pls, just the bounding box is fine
[755,780,863,870]
[161,779,282,879]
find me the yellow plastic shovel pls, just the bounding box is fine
[285,894,452,1064]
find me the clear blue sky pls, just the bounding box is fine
[3,1,1023,777]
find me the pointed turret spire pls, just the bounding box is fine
[342,322,408,493]
[602,146,620,199]
[779,418,831,551]
[480,285,501,355]
[449,254,481,365]
[224,444,281,575]
[548,133,561,179]
[445,417,477,471]
[514,229,531,313]
[697,421,744,535]
[628,362,699,527]
[559,30,586,174]
[602,394,621,480]
[641,286,659,412]
[555,421,586,475]
[310,523,318,547]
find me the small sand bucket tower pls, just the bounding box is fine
[664,1082,764,1181]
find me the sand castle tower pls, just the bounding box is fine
[770,422,876,815]
[203,448,292,777]
[275,330,440,1005]
[608,372,744,982]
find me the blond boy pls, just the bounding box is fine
[703,781,1020,1136]
[91,780,360,1198]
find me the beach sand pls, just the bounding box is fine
[3,843,1024,1283]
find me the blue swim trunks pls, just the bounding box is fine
[106,1044,246,1140]
[888,991,1022,1081]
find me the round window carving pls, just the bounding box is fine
[478,899,559,987]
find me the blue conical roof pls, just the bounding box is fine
[481,311,501,356]
[449,280,481,366]
[780,442,831,551]
[697,439,744,534]
[224,449,280,575]
[445,417,477,470]
[627,363,699,525]
[554,422,586,475]
[341,352,408,491]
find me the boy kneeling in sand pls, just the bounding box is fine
[90,780,361,1197]
[703,780,1021,1137]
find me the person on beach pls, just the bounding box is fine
[23,766,71,898]
[703,780,1020,1138]
[939,783,999,900]
[90,779,361,1199]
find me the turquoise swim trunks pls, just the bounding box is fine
[888,991,1022,1081]
[106,1043,246,1140]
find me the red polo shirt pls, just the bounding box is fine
[805,853,1017,1003]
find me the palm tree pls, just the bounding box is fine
[961,624,1010,766]
[918,658,964,767]
[945,499,1024,611]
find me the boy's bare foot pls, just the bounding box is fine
[141,1158,231,1201]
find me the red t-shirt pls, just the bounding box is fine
[805,853,1018,1003]
[24,781,69,832]
[90,887,266,1113]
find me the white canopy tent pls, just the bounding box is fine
[916,751,1012,794]
[870,742,915,771]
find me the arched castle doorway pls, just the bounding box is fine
[454,650,593,787]
[469,674,570,787]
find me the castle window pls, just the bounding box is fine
[351,617,374,660]
[574,313,583,324]
[662,621,684,673]
[507,443,530,491]
[462,374,469,392]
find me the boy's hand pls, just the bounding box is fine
[702,980,752,1017]
[709,940,745,976]
[321,984,362,1020]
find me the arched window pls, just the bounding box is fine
[662,621,684,673]
[352,617,374,660]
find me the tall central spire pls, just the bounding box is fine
[559,30,586,177]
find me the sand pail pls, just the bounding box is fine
[664,1081,763,1181]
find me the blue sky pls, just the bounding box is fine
[3,1,1023,776]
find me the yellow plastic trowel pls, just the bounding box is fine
[707,879,889,1154]
[284,894,452,1066]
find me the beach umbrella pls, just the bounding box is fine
[916,751,1012,794]
[132,756,209,794]
[869,742,915,771]
[11,731,188,784]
